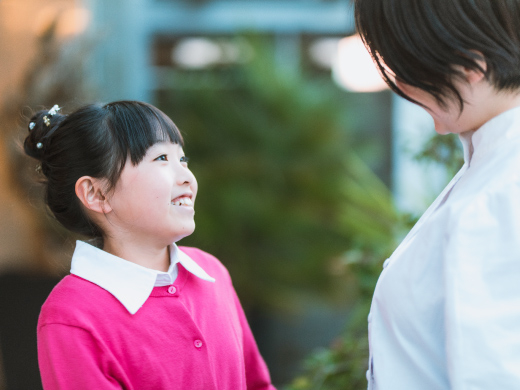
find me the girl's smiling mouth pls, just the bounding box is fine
[171,194,193,207]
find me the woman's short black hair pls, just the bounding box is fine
[355,0,520,109]
[24,100,184,238]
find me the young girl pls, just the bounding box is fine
[25,101,276,389]
[355,1,520,389]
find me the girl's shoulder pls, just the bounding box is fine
[38,274,122,329]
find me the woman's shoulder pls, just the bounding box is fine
[450,143,520,214]
[458,163,520,212]
[441,164,520,256]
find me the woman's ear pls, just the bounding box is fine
[462,52,487,85]
[75,176,112,214]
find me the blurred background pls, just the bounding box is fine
[0,0,463,389]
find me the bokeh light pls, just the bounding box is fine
[333,34,388,93]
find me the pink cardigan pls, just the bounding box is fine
[37,247,275,389]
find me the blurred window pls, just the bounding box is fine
[154,36,253,70]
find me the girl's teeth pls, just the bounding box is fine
[171,197,193,207]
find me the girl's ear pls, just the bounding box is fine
[75,176,112,214]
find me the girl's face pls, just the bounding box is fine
[105,142,197,247]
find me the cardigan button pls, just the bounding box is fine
[167,286,177,295]
[194,339,203,348]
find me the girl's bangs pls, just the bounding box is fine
[106,101,184,166]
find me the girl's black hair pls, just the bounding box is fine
[355,0,520,110]
[24,100,184,238]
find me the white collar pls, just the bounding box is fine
[459,105,520,165]
[70,240,215,315]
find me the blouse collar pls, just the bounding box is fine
[460,105,520,165]
[70,240,215,315]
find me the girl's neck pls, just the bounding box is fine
[102,238,171,272]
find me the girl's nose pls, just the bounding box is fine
[175,163,196,185]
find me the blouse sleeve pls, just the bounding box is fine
[38,323,124,390]
[232,290,277,390]
[444,181,520,389]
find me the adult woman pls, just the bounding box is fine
[355,1,520,388]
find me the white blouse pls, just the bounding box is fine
[367,106,520,389]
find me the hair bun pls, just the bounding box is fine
[24,105,65,161]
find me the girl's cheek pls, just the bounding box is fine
[191,174,198,191]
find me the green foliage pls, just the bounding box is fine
[285,160,403,390]
[157,36,402,386]
[415,132,463,177]
[281,144,404,389]
[289,334,369,390]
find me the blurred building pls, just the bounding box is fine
[84,0,398,207]
[84,0,354,103]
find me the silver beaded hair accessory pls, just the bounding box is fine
[42,104,61,128]
[48,104,60,115]
[28,104,61,131]
[33,104,61,150]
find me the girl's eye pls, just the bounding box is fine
[180,156,189,164]
[155,155,168,161]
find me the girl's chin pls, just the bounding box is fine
[168,226,196,244]
[433,121,453,135]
